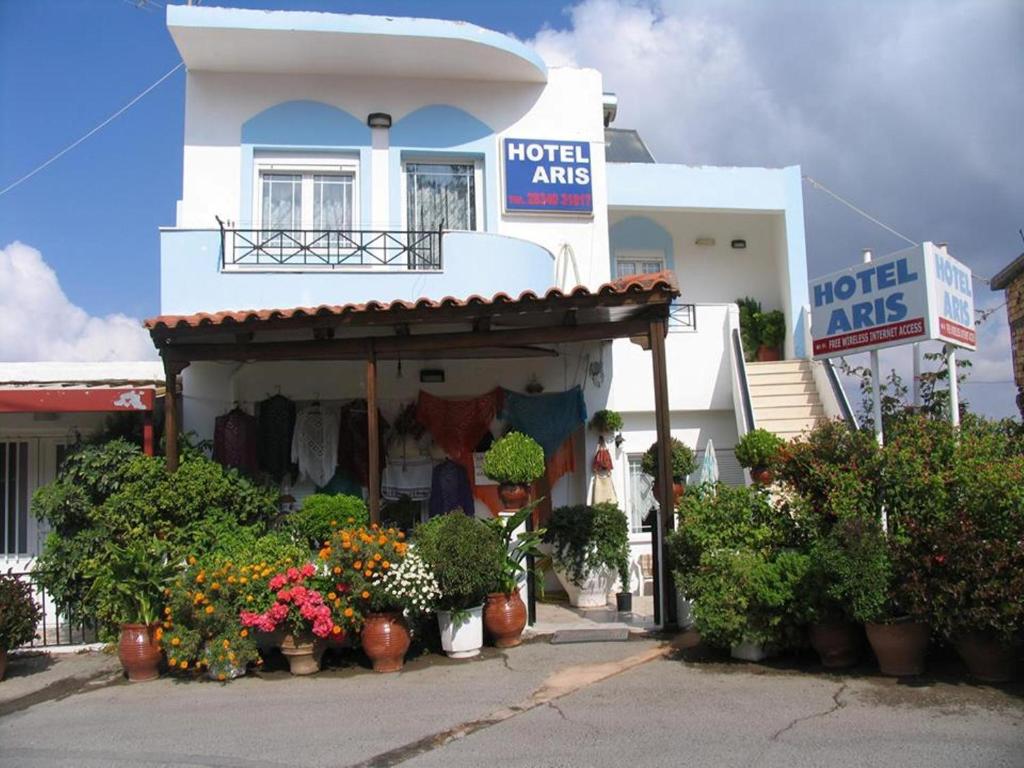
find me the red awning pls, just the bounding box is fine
[0,386,156,414]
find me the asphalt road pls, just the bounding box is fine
[0,638,1021,768]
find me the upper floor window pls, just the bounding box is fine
[254,155,358,231]
[616,251,665,279]
[404,161,480,232]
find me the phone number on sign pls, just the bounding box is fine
[518,192,592,207]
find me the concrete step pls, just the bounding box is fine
[747,381,816,397]
[751,391,818,407]
[757,416,824,435]
[746,361,812,375]
[746,371,813,386]
[753,404,824,420]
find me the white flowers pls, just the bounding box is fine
[374,551,440,615]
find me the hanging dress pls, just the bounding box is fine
[501,387,587,458]
[590,436,618,505]
[257,394,296,482]
[291,403,341,488]
[382,434,434,501]
[337,400,388,488]
[213,407,259,476]
[416,389,503,464]
[428,459,475,518]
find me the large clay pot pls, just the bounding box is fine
[118,623,162,682]
[653,480,685,508]
[498,483,530,510]
[484,592,527,648]
[809,622,861,669]
[280,631,322,676]
[954,632,1019,683]
[438,605,484,659]
[865,620,929,676]
[0,647,8,682]
[750,467,774,486]
[361,612,411,673]
[757,345,781,362]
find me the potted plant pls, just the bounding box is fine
[0,574,42,681]
[755,309,786,361]
[735,296,762,361]
[483,503,546,647]
[615,557,633,613]
[544,503,629,608]
[414,513,504,658]
[286,493,369,551]
[668,484,807,661]
[589,409,624,443]
[481,431,546,510]
[734,429,784,486]
[641,438,696,506]
[325,523,435,672]
[89,538,177,682]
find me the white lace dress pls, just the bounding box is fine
[290,404,341,488]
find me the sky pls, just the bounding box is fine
[1,0,1022,417]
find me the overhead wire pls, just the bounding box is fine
[0,61,184,198]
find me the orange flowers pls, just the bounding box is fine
[361,590,370,599]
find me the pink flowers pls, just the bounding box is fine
[239,564,336,638]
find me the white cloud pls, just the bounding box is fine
[0,241,157,362]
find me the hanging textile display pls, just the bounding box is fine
[416,389,502,463]
[382,435,433,501]
[501,386,587,458]
[214,407,259,476]
[428,459,475,518]
[590,435,618,505]
[291,403,341,488]
[257,394,296,482]
[317,468,363,497]
[337,400,387,487]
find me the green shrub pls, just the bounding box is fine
[589,409,624,434]
[734,429,784,470]
[0,574,42,650]
[757,310,786,349]
[413,513,504,611]
[640,438,696,482]
[481,431,545,485]
[544,503,630,588]
[286,494,368,550]
[736,297,762,358]
[87,537,178,627]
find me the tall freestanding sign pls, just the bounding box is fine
[810,242,975,358]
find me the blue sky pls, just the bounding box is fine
[1,1,1021,417]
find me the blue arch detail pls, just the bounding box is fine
[390,105,492,149]
[609,216,674,272]
[241,100,371,146]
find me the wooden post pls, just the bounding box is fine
[366,344,381,524]
[649,318,678,629]
[142,411,154,457]
[162,359,187,472]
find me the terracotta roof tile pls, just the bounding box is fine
[144,271,679,332]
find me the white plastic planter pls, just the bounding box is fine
[437,605,484,659]
[730,640,777,662]
[676,593,695,630]
[554,565,616,608]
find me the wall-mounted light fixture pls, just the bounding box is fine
[731,239,747,249]
[367,112,392,129]
[694,237,716,247]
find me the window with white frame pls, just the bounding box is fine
[615,250,665,279]
[254,156,358,232]
[404,161,480,232]
[625,455,657,535]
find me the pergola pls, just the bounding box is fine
[146,271,682,624]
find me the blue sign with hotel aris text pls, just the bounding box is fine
[503,138,593,215]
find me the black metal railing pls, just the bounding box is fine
[668,302,697,332]
[6,570,99,648]
[732,328,757,434]
[221,227,444,270]
[824,358,859,429]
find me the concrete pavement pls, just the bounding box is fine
[0,638,1021,767]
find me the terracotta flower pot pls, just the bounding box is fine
[118,623,162,682]
[280,631,322,676]
[361,612,411,673]
[498,483,530,510]
[954,631,1019,683]
[653,480,685,508]
[865,621,929,676]
[750,467,774,486]
[484,592,527,648]
[757,345,781,362]
[809,622,861,669]
[0,647,8,682]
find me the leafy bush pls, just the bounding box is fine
[667,484,807,649]
[544,503,630,588]
[640,438,696,482]
[413,514,504,611]
[87,537,178,626]
[31,439,278,637]
[324,524,415,620]
[757,309,786,349]
[734,429,784,470]
[287,494,368,550]
[484,503,547,595]
[736,297,762,358]
[481,432,545,485]
[589,409,624,434]
[0,574,42,650]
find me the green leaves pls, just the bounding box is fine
[0,574,42,649]
[286,494,368,550]
[414,513,505,611]
[734,429,784,470]
[640,438,696,482]
[544,503,630,588]
[481,432,545,485]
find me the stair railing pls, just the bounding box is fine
[731,328,757,434]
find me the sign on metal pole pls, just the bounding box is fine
[809,242,975,359]
[502,138,593,215]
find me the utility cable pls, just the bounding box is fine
[0,61,184,198]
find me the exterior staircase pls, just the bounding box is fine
[746,360,826,440]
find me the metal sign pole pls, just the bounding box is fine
[946,344,960,428]
[862,250,885,448]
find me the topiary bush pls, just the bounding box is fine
[286,494,368,550]
[481,431,545,485]
[0,574,42,652]
[640,438,696,482]
[413,513,504,611]
[544,503,630,588]
[734,429,784,471]
[589,409,624,435]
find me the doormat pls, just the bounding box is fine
[550,628,630,644]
